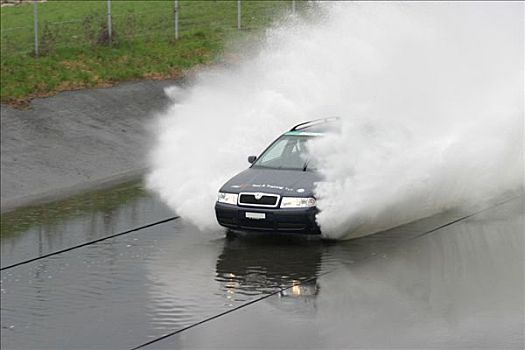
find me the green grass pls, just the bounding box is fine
[1,0,297,106]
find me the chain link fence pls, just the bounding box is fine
[1,0,307,58]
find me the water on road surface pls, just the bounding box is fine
[1,182,523,349]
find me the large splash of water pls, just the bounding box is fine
[146,2,523,239]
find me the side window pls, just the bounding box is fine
[259,139,287,165]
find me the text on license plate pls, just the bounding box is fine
[245,212,266,220]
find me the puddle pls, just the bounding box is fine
[1,185,522,349]
[1,181,172,269]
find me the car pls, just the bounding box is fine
[214,118,339,236]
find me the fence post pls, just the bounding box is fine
[33,0,39,57]
[174,0,179,40]
[292,0,296,14]
[107,0,112,45]
[237,0,241,30]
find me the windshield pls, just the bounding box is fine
[253,135,317,171]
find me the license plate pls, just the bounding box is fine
[245,212,266,220]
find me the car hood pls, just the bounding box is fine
[220,168,322,197]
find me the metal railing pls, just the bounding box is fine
[1,0,302,58]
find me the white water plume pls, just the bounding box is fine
[147,2,523,239]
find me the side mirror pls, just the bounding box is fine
[248,155,257,164]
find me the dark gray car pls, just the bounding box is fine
[215,118,338,235]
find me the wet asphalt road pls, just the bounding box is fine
[0,79,178,212]
[1,182,523,349]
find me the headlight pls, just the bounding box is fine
[217,192,238,205]
[280,197,316,208]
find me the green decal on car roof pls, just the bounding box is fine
[284,131,324,136]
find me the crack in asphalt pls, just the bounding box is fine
[129,270,332,350]
[0,216,179,271]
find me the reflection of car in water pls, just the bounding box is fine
[215,118,339,236]
[215,236,322,312]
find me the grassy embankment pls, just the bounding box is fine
[1,0,292,107]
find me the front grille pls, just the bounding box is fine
[238,192,280,207]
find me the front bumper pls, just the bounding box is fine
[215,202,321,235]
